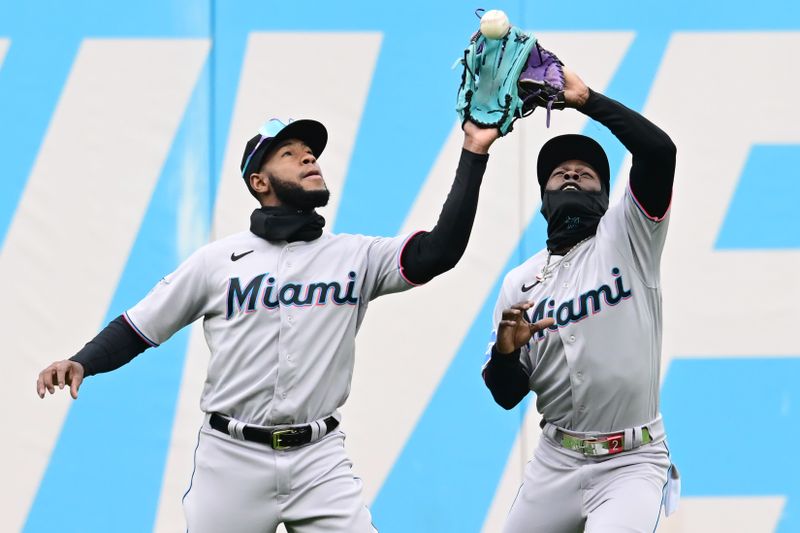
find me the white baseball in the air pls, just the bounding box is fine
[480,9,510,40]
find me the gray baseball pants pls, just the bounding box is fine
[183,421,376,533]
[502,434,672,533]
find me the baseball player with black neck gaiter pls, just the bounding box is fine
[36,117,502,533]
[482,67,680,532]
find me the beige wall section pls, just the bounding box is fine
[0,38,209,533]
[153,32,381,532]
[343,32,635,504]
[212,32,382,239]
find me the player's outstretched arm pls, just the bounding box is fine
[35,315,152,399]
[566,67,676,219]
[399,121,500,285]
[37,360,84,399]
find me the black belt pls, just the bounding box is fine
[209,413,338,450]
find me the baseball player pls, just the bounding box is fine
[36,117,501,532]
[482,66,679,532]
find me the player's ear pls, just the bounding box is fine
[249,172,270,195]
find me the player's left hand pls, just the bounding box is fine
[36,360,85,399]
[462,120,501,154]
[496,302,555,354]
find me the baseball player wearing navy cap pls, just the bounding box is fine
[482,66,680,532]
[36,117,502,532]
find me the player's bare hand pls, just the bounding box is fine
[36,360,85,400]
[562,67,590,109]
[496,302,555,354]
[462,120,501,154]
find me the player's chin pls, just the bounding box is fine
[302,177,327,190]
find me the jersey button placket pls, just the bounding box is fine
[276,246,294,413]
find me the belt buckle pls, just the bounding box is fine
[582,433,624,456]
[272,428,299,450]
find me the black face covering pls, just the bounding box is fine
[250,206,325,242]
[540,190,609,252]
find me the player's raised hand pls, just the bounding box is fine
[36,360,85,399]
[496,302,555,354]
[462,119,501,155]
[562,67,590,109]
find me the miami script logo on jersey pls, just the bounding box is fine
[226,271,360,319]
[529,267,632,340]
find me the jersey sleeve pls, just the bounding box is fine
[623,185,670,287]
[361,232,420,300]
[124,247,211,346]
[599,187,670,288]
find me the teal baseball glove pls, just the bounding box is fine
[456,24,538,135]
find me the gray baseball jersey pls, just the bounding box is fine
[126,229,416,426]
[487,186,669,433]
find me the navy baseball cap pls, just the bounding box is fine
[240,118,328,180]
[536,134,610,196]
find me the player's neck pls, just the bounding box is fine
[548,235,593,256]
[549,243,575,255]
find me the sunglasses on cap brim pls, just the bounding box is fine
[240,118,293,178]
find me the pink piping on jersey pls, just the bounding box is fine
[398,230,427,287]
[627,183,671,222]
[123,312,159,347]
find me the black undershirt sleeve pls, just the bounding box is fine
[580,89,677,219]
[482,346,530,410]
[69,315,151,376]
[399,148,489,285]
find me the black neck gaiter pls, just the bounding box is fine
[540,190,609,252]
[250,206,325,242]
